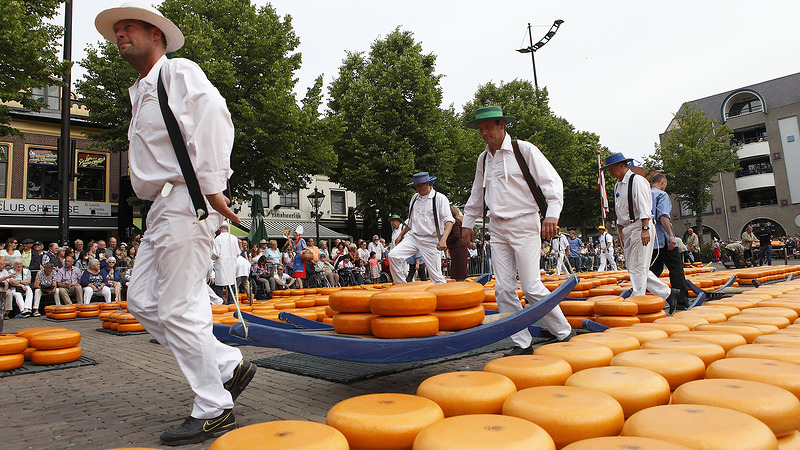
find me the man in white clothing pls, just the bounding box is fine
[602,153,679,312]
[389,172,454,284]
[550,228,569,275]
[461,106,575,355]
[597,225,617,271]
[95,3,254,445]
[388,214,408,281]
[212,223,241,304]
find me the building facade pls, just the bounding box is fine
[661,72,800,241]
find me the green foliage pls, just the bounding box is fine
[461,80,610,230]
[0,0,70,137]
[327,28,465,232]
[645,102,738,245]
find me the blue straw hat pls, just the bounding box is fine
[407,172,437,186]
[601,152,633,169]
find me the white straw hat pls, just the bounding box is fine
[95,2,184,53]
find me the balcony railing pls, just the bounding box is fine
[735,166,773,178]
[733,136,768,146]
[726,103,764,119]
[740,198,778,209]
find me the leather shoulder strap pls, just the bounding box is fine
[511,140,547,215]
[628,172,636,223]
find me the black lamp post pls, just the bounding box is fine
[516,20,564,90]
[307,187,326,244]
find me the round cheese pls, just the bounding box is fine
[332,313,378,335]
[413,414,555,450]
[566,366,670,417]
[209,420,348,450]
[425,281,485,310]
[416,371,517,417]
[483,354,572,390]
[668,331,747,353]
[430,305,485,331]
[371,315,439,339]
[31,346,81,365]
[706,357,800,400]
[369,291,437,316]
[611,349,706,390]
[571,332,641,355]
[534,341,614,372]
[726,343,800,365]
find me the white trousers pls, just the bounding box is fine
[598,249,617,271]
[555,251,567,275]
[491,214,572,347]
[621,223,670,298]
[389,233,445,284]
[83,286,111,303]
[13,286,33,312]
[127,184,242,419]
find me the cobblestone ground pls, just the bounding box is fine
[1,314,507,450]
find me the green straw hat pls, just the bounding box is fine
[465,106,516,129]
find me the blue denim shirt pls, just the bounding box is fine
[651,187,671,248]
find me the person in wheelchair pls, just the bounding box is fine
[317,253,339,287]
[251,256,274,293]
[336,254,357,286]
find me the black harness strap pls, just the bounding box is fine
[511,139,548,215]
[628,172,636,224]
[408,192,440,239]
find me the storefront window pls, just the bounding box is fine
[278,189,299,209]
[76,152,107,202]
[26,147,58,199]
[0,144,8,198]
[330,190,346,215]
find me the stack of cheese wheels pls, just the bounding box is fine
[534,341,614,372]
[208,420,348,450]
[326,393,443,449]
[416,371,517,416]
[592,298,640,328]
[112,312,145,333]
[425,282,485,331]
[483,354,573,390]
[28,329,82,365]
[559,296,605,329]
[482,288,498,311]
[565,366,671,418]
[368,289,439,338]
[98,310,117,329]
[329,290,377,335]
[0,334,29,371]
[567,279,594,298]
[76,303,101,318]
[626,295,667,323]
[413,414,555,450]
[50,304,77,320]
[502,385,625,448]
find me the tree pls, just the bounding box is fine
[0,0,69,137]
[327,28,463,237]
[77,0,336,198]
[645,102,738,245]
[461,80,608,231]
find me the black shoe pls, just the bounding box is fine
[665,289,679,315]
[224,360,256,401]
[504,345,533,356]
[558,329,577,342]
[160,409,236,446]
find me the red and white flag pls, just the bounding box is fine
[597,150,609,219]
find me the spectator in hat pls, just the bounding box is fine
[20,238,34,268]
[389,172,455,285]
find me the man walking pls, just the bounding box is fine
[685,228,700,263]
[95,4,254,445]
[649,174,689,310]
[212,223,240,304]
[741,226,758,266]
[602,153,679,314]
[566,230,586,272]
[550,228,569,275]
[596,225,617,271]
[461,106,575,355]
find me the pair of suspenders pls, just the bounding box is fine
[481,139,548,217]
[408,193,441,239]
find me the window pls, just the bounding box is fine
[26,147,58,199]
[738,187,778,209]
[32,86,61,110]
[0,144,8,198]
[733,126,767,145]
[727,97,762,118]
[76,152,107,202]
[278,189,299,209]
[251,188,269,210]
[330,190,346,215]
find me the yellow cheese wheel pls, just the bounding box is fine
[534,341,614,372]
[565,315,594,329]
[594,300,638,316]
[706,299,756,310]
[502,385,624,448]
[425,281,485,310]
[636,310,667,323]
[31,346,81,365]
[727,314,791,328]
[778,431,800,450]
[559,300,596,316]
[0,353,25,371]
[743,306,800,321]
[621,404,778,450]
[76,303,100,311]
[293,298,316,308]
[430,305,484,331]
[314,297,330,306]
[693,323,764,343]
[118,323,146,333]
[626,295,665,314]
[483,354,572,390]
[672,379,800,437]
[571,332,641,355]
[594,315,641,327]
[51,312,78,320]
[22,346,36,361]
[641,338,725,366]
[758,300,800,315]
[51,304,77,313]
[611,349,706,390]
[668,331,747,353]
[317,287,341,295]
[482,302,498,311]
[328,290,375,313]
[324,305,337,317]
[673,310,728,323]
[29,330,81,350]
[332,313,378,335]
[727,343,800,365]
[561,436,693,449]
[369,291,437,316]
[689,304,741,318]
[413,414,555,450]
[322,317,333,325]
[210,305,229,315]
[289,289,306,296]
[0,335,29,355]
[387,280,436,291]
[371,315,438,339]
[754,333,800,345]
[589,295,625,302]
[566,366,670,417]
[653,316,709,330]
[416,371,517,417]
[208,420,348,450]
[326,393,443,449]
[706,357,800,400]
[604,326,668,344]
[274,301,297,310]
[631,323,690,336]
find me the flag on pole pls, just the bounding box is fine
[597,150,609,219]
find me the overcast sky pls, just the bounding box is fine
[58,0,800,162]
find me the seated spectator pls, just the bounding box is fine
[81,258,111,303]
[317,253,339,287]
[100,257,124,301]
[337,254,357,286]
[56,255,82,305]
[76,250,91,270]
[0,256,13,319]
[33,263,58,316]
[252,256,274,293]
[354,259,366,285]
[8,258,33,317]
[273,264,295,290]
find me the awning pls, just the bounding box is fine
[134,218,250,238]
[237,219,350,240]
[0,216,118,230]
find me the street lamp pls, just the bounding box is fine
[516,20,564,90]
[307,187,326,244]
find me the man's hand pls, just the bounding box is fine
[668,236,677,251]
[436,238,447,251]
[461,227,474,247]
[542,217,558,241]
[641,229,650,246]
[206,192,240,223]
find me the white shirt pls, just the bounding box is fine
[406,188,455,238]
[390,225,404,251]
[463,134,563,229]
[367,241,385,259]
[614,169,653,228]
[599,231,614,251]
[551,234,569,254]
[128,55,233,201]
[235,255,251,278]
[212,231,240,285]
